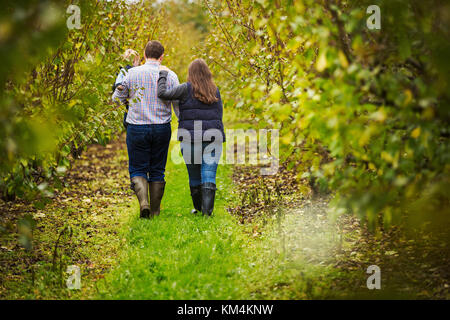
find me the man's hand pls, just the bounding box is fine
[159,65,170,72]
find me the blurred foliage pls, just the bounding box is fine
[165,0,211,34]
[201,0,450,233]
[0,0,200,203]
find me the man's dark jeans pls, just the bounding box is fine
[126,123,171,182]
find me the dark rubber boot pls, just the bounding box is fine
[149,181,166,217]
[131,176,150,218]
[190,185,202,214]
[201,183,216,216]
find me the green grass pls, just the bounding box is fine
[97,149,254,299]
[95,141,362,300]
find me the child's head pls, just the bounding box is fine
[122,49,140,66]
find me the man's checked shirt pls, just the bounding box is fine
[112,60,179,124]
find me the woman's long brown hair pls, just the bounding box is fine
[187,59,219,104]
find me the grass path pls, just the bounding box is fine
[94,139,363,300]
[96,143,255,299]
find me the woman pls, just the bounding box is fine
[157,58,225,216]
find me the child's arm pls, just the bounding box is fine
[112,73,130,105]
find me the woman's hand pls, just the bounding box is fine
[159,65,170,72]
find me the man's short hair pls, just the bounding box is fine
[144,40,164,59]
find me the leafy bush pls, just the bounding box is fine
[202,0,450,229]
[0,0,194,202]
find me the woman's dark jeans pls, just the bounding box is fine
[126,123,171,182]
[180,141,222,186]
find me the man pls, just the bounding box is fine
[112,40,179,218]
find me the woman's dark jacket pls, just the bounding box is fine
[157,70,225,143]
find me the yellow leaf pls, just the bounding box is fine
[316,51,327,72]
[411,127,421,139]
[338,50,349,68]
[381,151,393,163]
[404,89,413,106]
[281,132,293,145]
[269,85,282,102]
[358,127,372,146]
